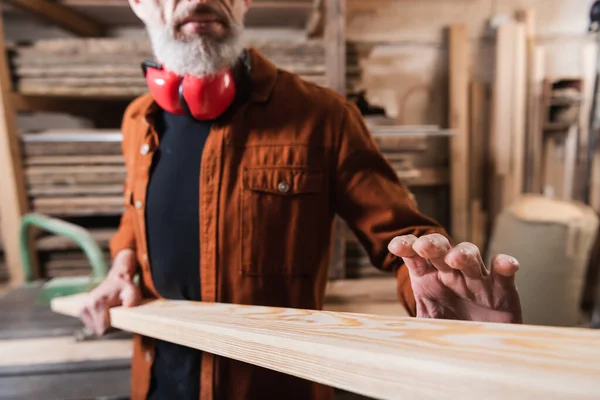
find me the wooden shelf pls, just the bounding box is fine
[0,0,346,286]
[544,122,572,132]
[4,0,315,28]
[12,93,134,113]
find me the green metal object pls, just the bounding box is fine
[20,213,109,303]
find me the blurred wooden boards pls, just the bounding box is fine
[449,25,470,243]
[3,0,104,37]
[21,130,125,217]
[324,278,408,316]
[0,12,29,285]
[12,38,330,97]
[0,336,131,367]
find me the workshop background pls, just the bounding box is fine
[0,0,599,399]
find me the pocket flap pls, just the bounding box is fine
[244,167,323,195]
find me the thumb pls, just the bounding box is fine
[119,281,142,308]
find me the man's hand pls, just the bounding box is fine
[388,234,522,323]
[80,249,141,335]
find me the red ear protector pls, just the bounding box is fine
[142,60,237,120]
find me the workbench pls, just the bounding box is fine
[0,284,131,400]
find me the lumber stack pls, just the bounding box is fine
[22,130,124,216]
[541,79,585,201]
[37,228,115,278]
[19,130,122,279]
[12,38,329,97]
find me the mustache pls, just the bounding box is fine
[174,4,232,29]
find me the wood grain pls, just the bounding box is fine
[325,0,346,94]
[0,13,32,285]
[527,46,547,193]
[490,21,516,219]
[449,25,470,243]
[509,22,527,205]
[563,125,578,200]
[51,294,600,400]
[0,337,131,367]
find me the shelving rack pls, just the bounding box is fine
[0,0,347,285]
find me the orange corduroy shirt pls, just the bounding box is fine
[109,48,448,400]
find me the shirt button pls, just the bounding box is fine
[145,351,152,362]
[277,180,290,193]
[135,200,143,209]
[140,144,150,155]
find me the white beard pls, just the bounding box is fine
[147,25,244,77]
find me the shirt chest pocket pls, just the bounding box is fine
[241,166,326,277]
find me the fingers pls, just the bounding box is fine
[81,295,109,336]
[412,234,453,273]
[80,276,141,336]
[120,281,142,308]
[388,235,432,276]
[491,254,519,289]
[444,242,487,279]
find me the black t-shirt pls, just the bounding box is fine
[145,110,211,400]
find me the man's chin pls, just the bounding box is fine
[175,24,228,42]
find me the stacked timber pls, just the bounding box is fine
[12,38,328,96]
[37,228,115,278]
[344,122,451,279]
[22,130,124,216]
[20,127,121,278]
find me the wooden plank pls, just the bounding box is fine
[470,199,487,251]
[324,277,398,304]
[469,81,486,202]
[32,196,123,216]
[399,167,449,187]
[0,13,31,285]
[26,155,124,166]
[372,136,428,152]
[563,125,578,200]
[582,42,598,204]
[28,184,123,197]
[527,47,547,193]
[469,82,488,250]
[4,0,104,37]
[542,134,561,197]
[490,21,516,219]
[11,93,132,114]
[325,0,346,94]
[0,337,131,367]
[52,294,600,400]
[591,148,600,212]
[324,278,408,316]
[580,43,596,157]
[25,165,126,185]
[509,21,527,205]
[306,0,324,38]
[23,141,122,157]
[519,9,537,193]
[449,25,470,243]
[37,228,114,251]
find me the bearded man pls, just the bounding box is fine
[80,1,523,399]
